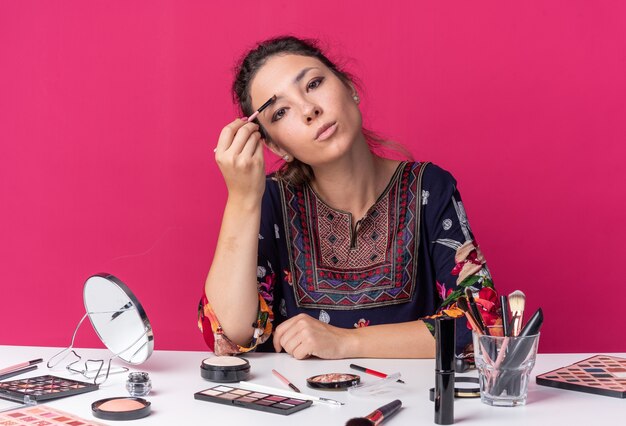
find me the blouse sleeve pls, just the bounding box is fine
[419,164,495,355]
[198,178,281,355]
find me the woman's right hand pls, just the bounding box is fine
[214,118,266,206]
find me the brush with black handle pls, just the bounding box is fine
[346,400,402,426]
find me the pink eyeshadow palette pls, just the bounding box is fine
[536,355,626,398]
[194,385,312,415]
[0,375,98,403]
[0,405,106,425]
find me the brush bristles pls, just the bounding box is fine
[508,290,526,336]
[508,290,526,314]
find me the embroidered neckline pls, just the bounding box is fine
[278,161,428,310]
[304,161,408,221]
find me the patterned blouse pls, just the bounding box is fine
[198,161,493,356]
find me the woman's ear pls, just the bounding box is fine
[265,140,293,162]
[348,83,360,104]
[349,83,357,97]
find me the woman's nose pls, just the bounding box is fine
[304,105,321,123]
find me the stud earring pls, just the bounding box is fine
[283,154,291,161]
[353,94,360,104]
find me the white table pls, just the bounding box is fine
[0,346,624,425]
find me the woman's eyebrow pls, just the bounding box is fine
[293,67,318,84]
[261,67,320,117]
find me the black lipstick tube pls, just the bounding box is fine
[435,317,455,425]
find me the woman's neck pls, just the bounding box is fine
[309,142,400,222]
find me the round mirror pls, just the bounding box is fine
[83,273,154,365]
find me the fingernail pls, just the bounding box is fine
[240,116,248,121]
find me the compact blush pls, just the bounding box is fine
[306,373,360,390]
[200,356,250,383]
[92,397,151,420]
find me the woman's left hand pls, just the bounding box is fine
[272,313,354,360]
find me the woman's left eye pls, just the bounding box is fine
[307,77,324,91]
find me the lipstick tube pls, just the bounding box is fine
[434,317,455,425]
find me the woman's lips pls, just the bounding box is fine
[315,122,338,141]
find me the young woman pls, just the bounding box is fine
[199,36,493,359]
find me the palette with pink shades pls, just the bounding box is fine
[536,354,626,398]
[0,405,106,426]
[0,375,98,403]
[194,385,312,415]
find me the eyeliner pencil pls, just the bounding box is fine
[271,369,301,393]
[349,364,406,384]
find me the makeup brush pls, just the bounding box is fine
[247,94,277,122]
[0,358,43,375]
[346,400,402,426]
[508,290,526,336]
[464,288,489,335]
[500,295,511,337]
[491,308,543,396]
[456,297,484,335]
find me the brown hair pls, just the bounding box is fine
[232,35,412,186]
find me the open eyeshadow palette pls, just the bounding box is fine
[0,405,106,425]
[0,375,98,403]
[536,355,626,398]
[194,385,312,415]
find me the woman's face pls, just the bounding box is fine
[249,54,362,166]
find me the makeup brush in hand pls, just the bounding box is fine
[508,290,526,336]
[346,400,402,426]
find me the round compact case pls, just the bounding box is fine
[200,356,251,383]
[306,373,360,390]
[92,397,151,421]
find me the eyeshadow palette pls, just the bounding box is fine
[194,385,312,415]
[0,405,106,425]
[536,355,626,398]
[0,375,98,403]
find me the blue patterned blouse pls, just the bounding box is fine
[198,161,493,356]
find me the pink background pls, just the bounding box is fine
[1,1,624,354]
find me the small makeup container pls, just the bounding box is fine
[306,373,360,390]
[434,317,456,425]
[92,397,151,421]
[200,356,250,383]
[126,372,151,397]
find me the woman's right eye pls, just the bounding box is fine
[272,108,286,122]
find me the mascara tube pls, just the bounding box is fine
[435,317,455,425]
